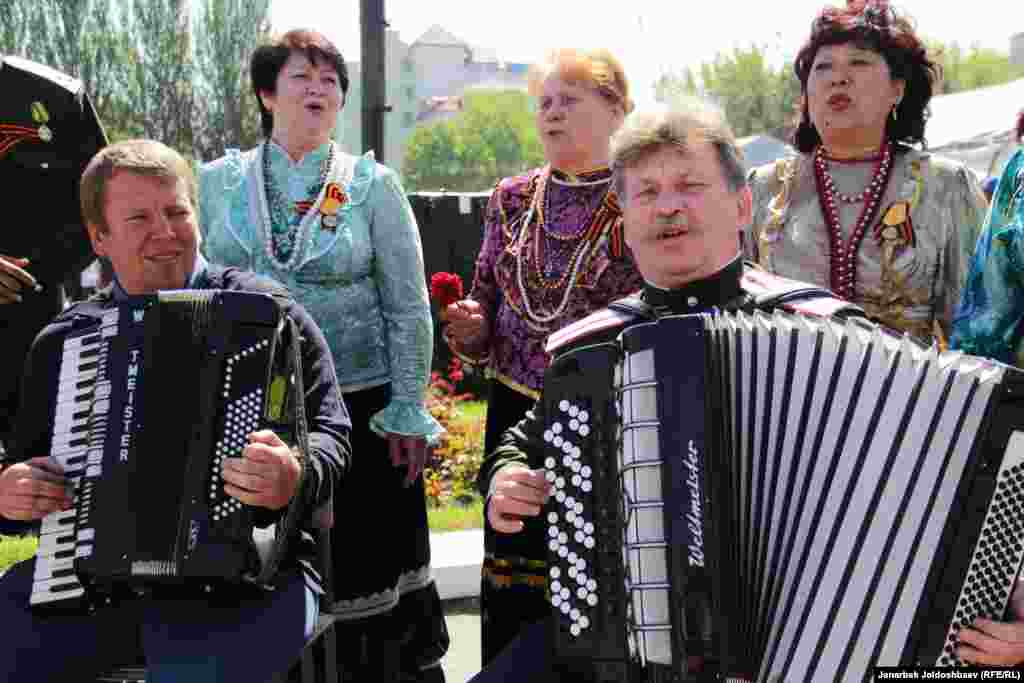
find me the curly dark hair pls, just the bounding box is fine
[792,0,940,154]
[250,29,349,139]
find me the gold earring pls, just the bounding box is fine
[891,102,899,122]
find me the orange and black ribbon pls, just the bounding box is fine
[0,124,41,158]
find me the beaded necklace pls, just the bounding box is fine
[259,141,335,269]
[812,140,894,300]
[511,166,614,328]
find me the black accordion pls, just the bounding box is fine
[541,310,1024,681]
[31,290,305,611]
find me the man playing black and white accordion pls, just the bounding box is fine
[0,139,353,682]
[470,100,1024,683]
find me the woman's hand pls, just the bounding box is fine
[443,299,489,355]
[487,466,552,534]
[388,433,429,487]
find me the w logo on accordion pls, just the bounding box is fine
[542,311,1024,681]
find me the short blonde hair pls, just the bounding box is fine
[527,48,634,114]
[610,98,747,201]
[81,139,197,234]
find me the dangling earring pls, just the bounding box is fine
[891,99,901,122]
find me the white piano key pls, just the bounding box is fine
[85,464,102,478]
[60,334,101,352]
[59,366,99,385]
[36,532,76,557]
[77,528,95,542]
[33,556,76,581]
[50,449,87,468]
[39,509,76,533]
[30,578,84,604]
[75,544,93,559]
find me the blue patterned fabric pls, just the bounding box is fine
[199,141,442,443]
[951,149,1024,364]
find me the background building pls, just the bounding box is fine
[336,24,529,177]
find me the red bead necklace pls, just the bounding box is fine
[813,140,894,300]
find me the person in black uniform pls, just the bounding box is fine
[0,56,108,450]
[470,98,864,683]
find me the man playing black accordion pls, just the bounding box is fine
[470,100,1024,682]
[0,139,352,682]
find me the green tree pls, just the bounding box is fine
[0,0,32,57]
[928,40,1024,94]
[117,0,194,154]
[402,89,545,192]
[655,44,800,138]
[193,0,271,160]
[2,0,129,139]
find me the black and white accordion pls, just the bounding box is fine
[541,310,1024,682]
[31,290,306,611]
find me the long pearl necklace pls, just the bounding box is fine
[256,141,337,271]
[513,167,612,328]
[813,140,893,300]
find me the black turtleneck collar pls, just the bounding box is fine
[641,255,745,315]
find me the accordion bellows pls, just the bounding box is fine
[542,310,1024,682]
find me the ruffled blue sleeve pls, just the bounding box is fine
[364,163,444,444]
[951,150,1024,364]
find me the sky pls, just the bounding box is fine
[270,0,1020,109]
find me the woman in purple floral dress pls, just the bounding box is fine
[442,47,644,664]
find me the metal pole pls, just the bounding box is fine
[360,0,388,161]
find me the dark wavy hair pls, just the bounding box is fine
[1017,109,1024,143]
[792,1,940,154]
[250,29,349,139]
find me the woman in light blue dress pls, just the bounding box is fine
[199,28,447,682]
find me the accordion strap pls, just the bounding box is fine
[249,312,310,587]
[740,267,865,320]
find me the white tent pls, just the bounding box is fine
[738,134,795,170]
[926,78,1023,179]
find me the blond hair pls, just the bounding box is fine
[81,139,197,233]
[527,48,634,114]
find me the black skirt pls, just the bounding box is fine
[329,382,449,682]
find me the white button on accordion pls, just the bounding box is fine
[30,290,304,612]
[541,310,1024,682]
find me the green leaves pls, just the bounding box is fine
[656,45,801,138]
[402,89,545,192]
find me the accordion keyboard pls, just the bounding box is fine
[31,308,122,608]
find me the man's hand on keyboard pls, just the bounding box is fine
[222,430,302,511]
[0,457,72,520]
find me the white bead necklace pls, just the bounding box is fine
[513,173,607,329]
[255,141,338,272]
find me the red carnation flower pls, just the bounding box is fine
[430,272,464,310]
